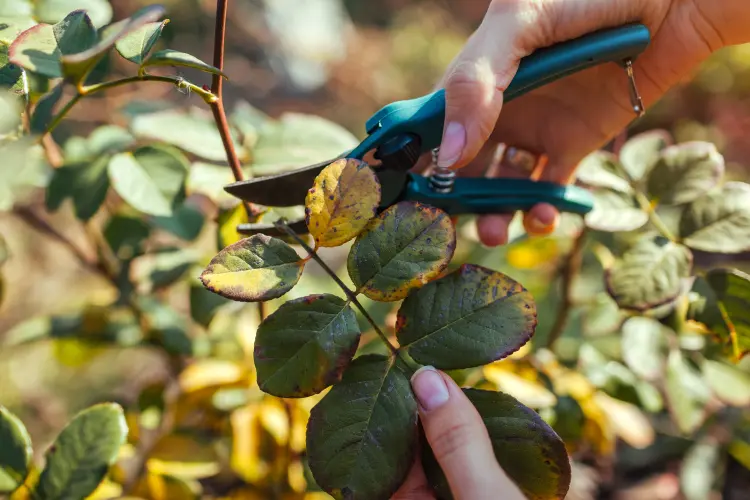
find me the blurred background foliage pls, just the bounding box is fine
[2,0,750,499]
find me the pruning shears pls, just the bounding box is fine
[225,24,651,236]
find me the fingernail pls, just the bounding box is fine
[411,366,449,411]
[437,122,465,169]
[524,210,558,235]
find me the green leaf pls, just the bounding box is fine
[702,359,750,407]
[575,151,631,193]
[621,317,668,381]
[0,1,32,18]
[34,0,112,29]
[254,294,360,397]
[679,182,750,254]
[30,80,63,133]
[679,439,720,500]
[114,19,168,65]
[130,108,245,162]
[584,188,648,232]
[305,158,381,248]
[397,264,536,370]
[619,130,672,182]
[137,296,193,355]
[108,145,189,217]
[46,155,109,220]
[189,280,229,328]
[151,202,205,241]
[103,213,150,260]
[0,15,35,44]
[143,49,226,78]
[606,236,692,312]
[131,247,198,292]
[646,142,724,205]
[9,10,97,79]
[200,234,304,302]
[186,162,237,205]
[0,138,51,212]
[307,354,418,500]
[422,389,570,500]
[60,5,165,84]
[665,350,711,434]
[229,100,269,149]
[35,403,127,500]
[0,38,27,99]
[0,91,22,136]
[250,113,358,176]
[0,406,32,493]
[691,269,750,360]
[347,201,456,302]
[64,125,134,161]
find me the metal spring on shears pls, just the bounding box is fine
[427,58,646,193]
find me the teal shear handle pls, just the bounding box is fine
[351,23,651,159]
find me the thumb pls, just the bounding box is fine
[436,10,526,170]
[411,366,526,500]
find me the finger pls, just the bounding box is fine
[411,366,525,500]
[477,214,513,247]
[392,457,434,500]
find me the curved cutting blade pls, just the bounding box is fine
[224,159,335,207]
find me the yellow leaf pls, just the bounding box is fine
[483,364,557,409]
[9,467,39,500]
[578,397,616,456]
[729,439,750,470]
[85,478,122,499]
[259,398,289,445]
[136,472,200,500]
[147,434,220,479]
[52,338,106,367]
[230,405,271,485]
[218,202,249,249]
[594,392,655,449]
[305,158,381,248]
[179,360,248,393]
[200,235,305,302]
[507,237,560,270]
[288,460,307,493]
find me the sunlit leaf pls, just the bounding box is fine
[665,350,711,434]
[305,158,381,248]
[108,145,189,217]
[679,182,750,254]
[0,406,32,493]
[130,248,199,292]
[179,359,247,395]
[186,162,237,205]
[35,403,127,500]
[63,125,134,161]
[255,294,360,397]
[147,433,219,479]
[483,363,557,409]
[593,392,654,449]
[619,130,672,182]
[189,280,229,328]
[34,0,112,29]
[347,201,455,302]
[575,151,631,193]
[397,264,536,369]
[702,359,750,407]
[230,404,271,485]
[0,138,50,212]
[61,5,164,84]
[0,1,33,19]
[217,201,248,249]
[646,142,724,205]
[307,355,418,500]
[134,471,199,500]
[680,439,720,500]
[229,100,269,150]
[621,317,668,380]
[200,234,304,302]
[142,49,226,78]
[130,108,245,162]
[584,188,648,232]
[46,155,109,221]
[691,269,750,359]
[115,19,168,65]
[423,389,570,500]
[606,236,692,312]
[9,10,96,79]
[250,113,358,176]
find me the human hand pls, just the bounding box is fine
[392,367,526,500]
[435,0,750,246]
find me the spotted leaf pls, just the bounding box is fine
[397,264,537,370]
[307,355,418,500]
[200,234,304,302]
[347,201,456,302]
[423,389,571,500]
[305,158,381,248]
[254,294,360,398]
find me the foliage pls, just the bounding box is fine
[1,1,750,500]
